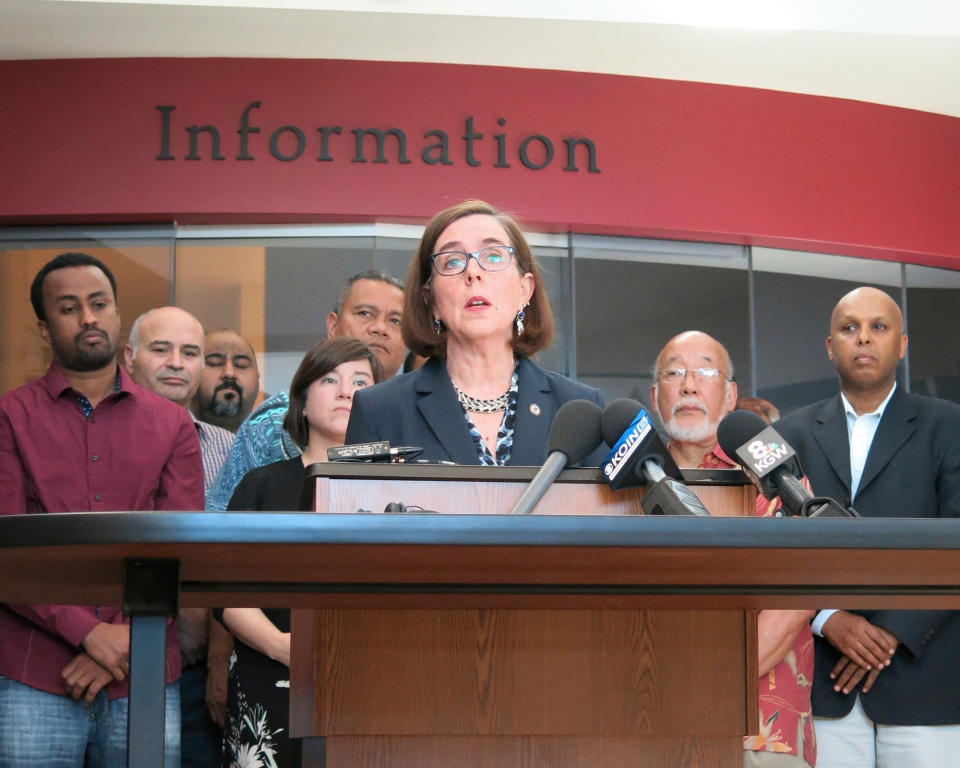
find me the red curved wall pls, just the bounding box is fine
[2,58,958,269]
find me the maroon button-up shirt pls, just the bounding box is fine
[0,363,204,699]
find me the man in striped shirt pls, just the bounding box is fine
[123,305,235,768]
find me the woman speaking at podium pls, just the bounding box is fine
[215,337,383,768]
[346,200,604,466]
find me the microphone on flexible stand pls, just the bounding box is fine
[599,399,711,516]
[509,399,604,515]
[716,409,858,518]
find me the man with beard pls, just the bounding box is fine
[650,330,739,468]
[206,270,405,511]
[650,330,817,768]
[775,287,960,767]
[0,253,203,767]
[192,329,261,433]
[123,306,235,768]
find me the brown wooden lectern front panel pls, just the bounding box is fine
[290,468,756,768]
[292,608,750,768]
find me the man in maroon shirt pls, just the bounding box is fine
[0,252,204,767]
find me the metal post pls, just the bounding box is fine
[122,558,180,768]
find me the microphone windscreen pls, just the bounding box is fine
[717,409,770,458]
[600,398,644,447]
[546,399,603,465]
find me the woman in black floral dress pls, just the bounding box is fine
[215,337,383,768]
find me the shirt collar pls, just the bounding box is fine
[691,442,739,470]
[840,381,897,421]
[42,361,133,400]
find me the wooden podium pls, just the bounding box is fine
[291,464,756,768]
[4,465,960,768]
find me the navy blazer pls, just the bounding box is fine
[776,387,960,724]
[345,356,607,466]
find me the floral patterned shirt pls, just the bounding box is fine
[698,444,816,766]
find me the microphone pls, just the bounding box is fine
[716,409,857,518]
[600,399,711,516]
[599,399,682,489]
[509,399,604,515]
[327,441,423,462]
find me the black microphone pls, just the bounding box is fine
[600,399,711,516]
[508,399,604,515]
[599,399,682,488]
[717,409,857,518]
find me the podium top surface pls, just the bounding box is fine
[2,465,959,608]
[3,511,960,609]
[303,462,750,486]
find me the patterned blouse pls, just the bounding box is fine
[460,366,520,466]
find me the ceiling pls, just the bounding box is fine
[3,0,960,116]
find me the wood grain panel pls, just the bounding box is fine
[310,735,742,768]
[303,609,746,737]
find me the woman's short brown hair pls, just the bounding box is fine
[401,200,554,358]
[282,337,385,449]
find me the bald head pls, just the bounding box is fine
[651,331,738,462]
[827,286,907,396]
[831,287,903,335]
[124,306,205,407]
[655,331,734,383]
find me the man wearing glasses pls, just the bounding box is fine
[650,330,816,768]
[649,330,739,468]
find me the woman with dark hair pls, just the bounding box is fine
[216,336,383,768]
[346,199,605,466]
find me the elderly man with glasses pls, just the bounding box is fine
[649,330,739,468]
[649,330,817,768]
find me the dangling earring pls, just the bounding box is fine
[433,317,442,335]
[515,309,526,336]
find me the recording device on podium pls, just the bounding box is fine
[327,441,423,462]
[600,399,711,516]
[716,409,858,518]
[509,398,604,515]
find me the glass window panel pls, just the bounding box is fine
[752,247,902,415]
[905,264,960,404]
[373,234,418,284]
[529,244,571,376]
[176,236,386,398]
[0,237,170,396]
[572,235,749,405]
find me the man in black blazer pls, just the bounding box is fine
[775,286,960,767]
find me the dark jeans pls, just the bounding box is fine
[179,664,222,768]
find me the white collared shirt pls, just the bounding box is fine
[812,381,897,637]
[842,382,898,500]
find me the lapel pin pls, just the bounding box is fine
[529,403,541,416]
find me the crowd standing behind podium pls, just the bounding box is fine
[2,207,960,768]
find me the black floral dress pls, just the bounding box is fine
[218,457,305,768]
[220,608,296,768]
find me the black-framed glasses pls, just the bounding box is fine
[431,245,516,276]
[658,367,729,384]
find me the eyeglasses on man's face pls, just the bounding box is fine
[658,367,729,384]
[431,245,516,276]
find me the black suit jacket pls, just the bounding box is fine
[345,356,607,466]
[775,387,960,724]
